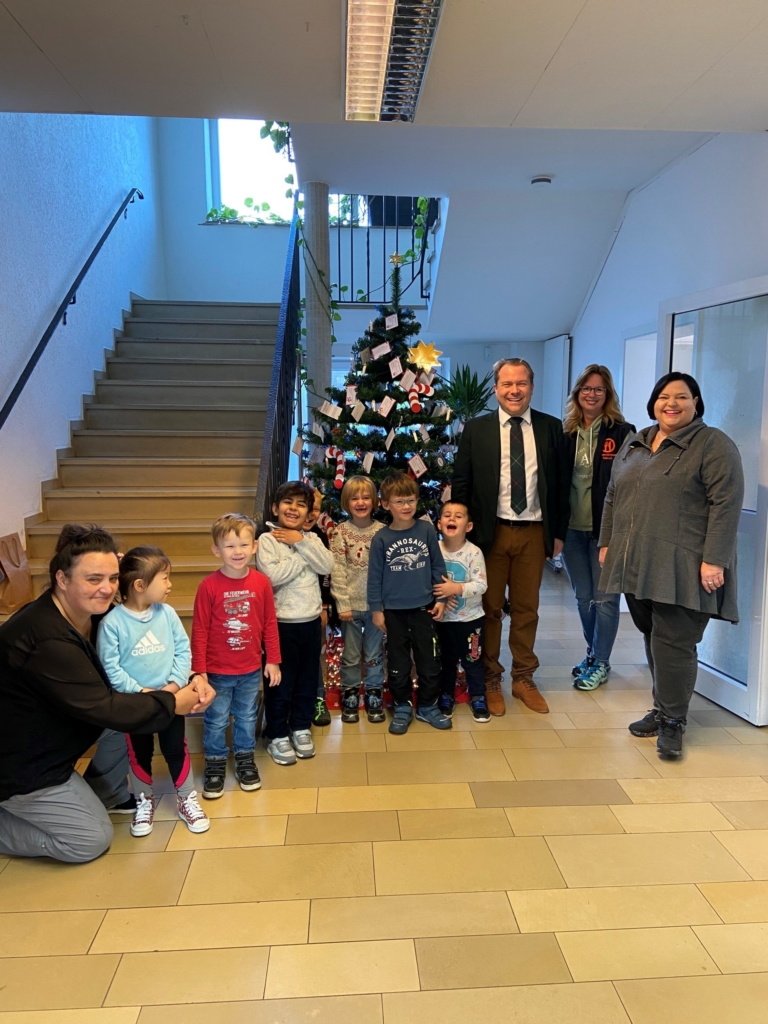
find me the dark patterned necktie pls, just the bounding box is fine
[509,416,527,514]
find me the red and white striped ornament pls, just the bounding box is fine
[407,381,435,413]
[316,511,335,535]
[326,445,346,489]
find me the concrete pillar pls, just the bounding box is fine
[302,181,332,410]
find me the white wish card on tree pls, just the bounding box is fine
[362,451,374,473]
[408,454,427,478]
[346,385,357,406]
[371,341,391,359]
[291,436,304,456]
[351,400,365,422]
[379,395,395,418]
[310,420,325,439]
[385,314,398,331]
[389,356,403,379]
[419,423,430,443]
[420,371,435,386]
[309,445,325,465]
[442,484,452,502]
[360,347,371,366]
[319,400,343,420]
[399,369,417,392]
[385,428,396,450]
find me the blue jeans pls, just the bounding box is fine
[204,671,261,760]
[340,611,385,691]
[562,528,621,665]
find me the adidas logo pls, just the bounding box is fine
[131,630,165,657]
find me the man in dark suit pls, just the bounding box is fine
[452,358,569,714]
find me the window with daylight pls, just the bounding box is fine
[208,119,294,222]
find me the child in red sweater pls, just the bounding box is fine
[192,513,281,799]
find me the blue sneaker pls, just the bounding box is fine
[438,693,455,717]
[389,702,413,735]
[572,655,595,678]
[574,662,610,691]
[415,703,452,730]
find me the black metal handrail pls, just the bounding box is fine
[254,208,301,525]
[0,187,144,431]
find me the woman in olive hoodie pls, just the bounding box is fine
[562,365,635,691]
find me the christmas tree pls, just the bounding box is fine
[301,254,455,521]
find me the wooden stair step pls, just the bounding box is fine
[44,487,257,520]
[84,405,267,430]
[94,380,270,406]
[58,457,260,488]
[27,520,226,559]
[71,429,263,458]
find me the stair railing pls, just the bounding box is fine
[254,208,300,525]
[0,187,144,431]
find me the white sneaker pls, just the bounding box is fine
[291,729,315,759]
[268,737,297,765]
[130,792,155,837]
[177,790,210,833]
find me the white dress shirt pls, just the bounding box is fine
[496,406,542,521]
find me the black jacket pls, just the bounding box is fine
[452,408,571,557]
[0,591,176,801]
[563,419,636,536]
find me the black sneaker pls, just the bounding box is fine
[657,718,685,759]
[438,693,455,717]
[202,758,227,799]
[628,709,661,737]
[365,688,386,723]
[234,751,262,791]
[470,696,491,723]
[341,688,360,723]
[312,697,331,727]
[109,795,137,814]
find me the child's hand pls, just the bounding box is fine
[372,610,386,632]
[433,576,463,599]
[265,663,282,687]
[446,595,459,611]
[189,674,216,711]
[430,601,447,621]
[338,610,353,622]
[161,682,181,694]
[271,528,304,546]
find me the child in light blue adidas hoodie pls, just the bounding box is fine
[97,546,210,839]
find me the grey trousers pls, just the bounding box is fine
[83,729,131,808]
[0,771,114,863]
[625,595,710,722]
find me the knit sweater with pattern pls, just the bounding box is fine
[329,520,384,614]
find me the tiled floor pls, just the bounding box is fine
[3,573,768,1022]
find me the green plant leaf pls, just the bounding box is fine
[333,312,342,321]
[244,197,254,207]
[261,202,270,211]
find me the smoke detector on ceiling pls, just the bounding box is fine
[530,175,553,188]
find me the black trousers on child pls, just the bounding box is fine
[126,715,194,800]
[383,606,441,707]
[436,616,486,699]
[265,618,322,738]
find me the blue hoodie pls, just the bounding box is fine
[97,603,191,693]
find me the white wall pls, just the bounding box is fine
[0,113,166,539]
[572,133,768,393]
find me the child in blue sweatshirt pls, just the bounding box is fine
[97,546,209,838]
[368,473,452,735]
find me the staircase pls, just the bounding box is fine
[24,298,279,631]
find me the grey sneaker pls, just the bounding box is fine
[389,702,413,735]
[291,729,316,759]
[415,703,453,730]
[268,737,297,765]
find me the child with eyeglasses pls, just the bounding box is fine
[367,473,452,735]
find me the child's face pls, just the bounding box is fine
[141,568,172,605]
[348,490,373,521]
[212,529,257,573]
[273,495,310,530]
[439,505,472,543]
[383,493,418,527]
[303,491,323,532]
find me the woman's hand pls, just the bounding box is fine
[174,686,202,715]
[161,682,180,694]
[372,611,386,632]
[264,663,282,688]
[599,546,608,567]
[701,562,725,594]
[338,610,353,622]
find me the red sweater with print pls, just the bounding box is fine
[191,568,281,675]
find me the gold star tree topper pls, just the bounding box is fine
[407,339,443,373]
[389,252,404,266]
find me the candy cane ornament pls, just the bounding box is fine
[407,381,435,413]
[326,446,346,489]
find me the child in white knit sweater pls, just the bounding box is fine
[330,476,385,724]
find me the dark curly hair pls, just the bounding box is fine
[49,524,119,590]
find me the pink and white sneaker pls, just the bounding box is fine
[177,790,210,833]
[130,792,155,837]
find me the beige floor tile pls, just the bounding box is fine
[725,726,768,745]
[698,880,768,922]
[180,842,375,903]
[472,730,565,749]
[398,807,512,839]
[374,837,565,895]
[91,900,309,953]
[286,810,400,844]
[567,712,654,730]
[106,947,268,1005]
[713,830,768,878]
[534,691,601,712]
[505,805,624,836]
[547,832,750,887]
[309,891,518,942]
[471,779,632,807]
[503,747,659,781]
[106,821,174,854]
[679,728,743,747]
[252,753,368,789]
[415,933,570,989]
[382,981,630,1024]
[557,926,718,981]
[689,708,751,729]
[694,922,768,972]
[452,712,576,731]
[166,814,287,850]
[589,690,656,713]
[366,749,514,785]
[156,787,316,819]
[0,910,104,957]
[0,852,191,912]
[637,745,768,778]
[317,783,474,813]
[509,883,719,932]
[0,1012,139,1024]
[384,731,477,751]
[556,729,643,748]
[715,802,768,829]
[0,859,8,876]
[616,973,768,1024]
[314,734,387,753]
[618,776,768,804]
[0,954,120,1011]
[610,802,735,833]
[265,939,419,998]
[136,994,383,1024]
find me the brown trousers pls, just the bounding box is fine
[483,521,546,683]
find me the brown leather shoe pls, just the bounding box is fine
[512,677,549,714]
[485,678,506,717]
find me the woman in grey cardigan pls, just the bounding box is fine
[598,372,744,759]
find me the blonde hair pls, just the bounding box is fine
[211,512,256,545]
[340,475,379,513]
[380,472,419,502]
[563,364,625,434]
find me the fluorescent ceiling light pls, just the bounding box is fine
[346,0,396,122]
